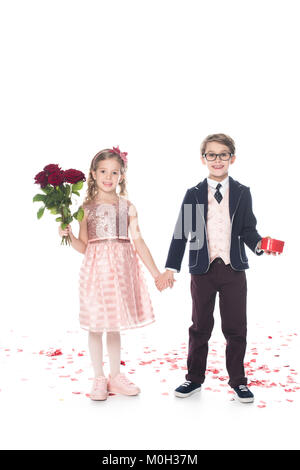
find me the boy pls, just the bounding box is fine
[156,133,278,403]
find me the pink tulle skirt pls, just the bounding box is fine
[79,239,155,332]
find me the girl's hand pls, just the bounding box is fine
[154,273,166,292]
[155,271,176,291]
[58,224,73,238]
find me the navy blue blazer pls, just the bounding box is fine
[165,176,263,274]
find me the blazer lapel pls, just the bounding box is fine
[228,176,244,220]
[192,176,244,222]
[192,178,208,221]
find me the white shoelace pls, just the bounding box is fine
[182,381,192,387]
[238,385,249,392]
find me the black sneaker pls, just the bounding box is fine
[233,385,254,403]
[174,380,202,398]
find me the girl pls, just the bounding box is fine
[59,146,163,401]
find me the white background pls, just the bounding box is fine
[0,0,299,450]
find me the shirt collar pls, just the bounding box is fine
[207,175,229,190]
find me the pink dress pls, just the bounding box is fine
[79,196,155,332]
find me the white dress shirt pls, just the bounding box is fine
[207,175,229,196]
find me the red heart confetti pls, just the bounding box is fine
[2,327,299,408]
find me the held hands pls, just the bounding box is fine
[155,270,176,292]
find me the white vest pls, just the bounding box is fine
[206,186,231,265]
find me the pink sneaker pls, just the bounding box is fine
[107,373,140,396]
[90,376,108,401]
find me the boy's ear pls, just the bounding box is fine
[230,155,236,164]
[201,155,206,165]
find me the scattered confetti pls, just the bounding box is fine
[1,327,299,408]
[46,349,63,357]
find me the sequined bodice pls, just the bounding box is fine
[84,197,130,242]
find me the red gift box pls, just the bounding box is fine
[260,237,284,253]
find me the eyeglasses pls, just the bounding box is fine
[203,152,233,161]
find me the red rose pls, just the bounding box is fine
[64,169,86,184]
[34,170,48,188]
[48,170,65,187]
[43,164,62,174]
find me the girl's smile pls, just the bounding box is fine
[92,158,123,196]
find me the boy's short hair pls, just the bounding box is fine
[201,133,235,155]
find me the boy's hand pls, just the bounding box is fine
[155,270,176,291]
[258,236,281,256]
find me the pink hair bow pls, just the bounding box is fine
[111,145,128,165]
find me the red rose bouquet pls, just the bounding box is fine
[33,164,86,245]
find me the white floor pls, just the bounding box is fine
[1,311,299,450]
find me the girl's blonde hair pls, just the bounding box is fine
[82,149,128,206]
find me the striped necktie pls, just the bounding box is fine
[214,183,223,204]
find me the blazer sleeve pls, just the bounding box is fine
[164,189,192,272]
[240,188,263,256]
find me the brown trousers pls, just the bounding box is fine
[186,257,248,388]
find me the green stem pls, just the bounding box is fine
[60,208,72,246]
